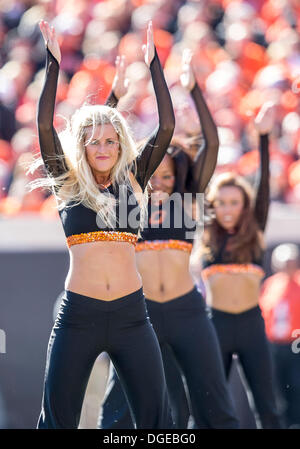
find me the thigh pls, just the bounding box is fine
[236,311,281,428]
[38,321,101,429]
[109,319,173,429]
[160,343,191,429]
[98,361,134,429]
[210,309,234,378]
[168,308,238,429]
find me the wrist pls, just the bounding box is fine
[46,47,61,65]
[112,90,120,100]
[149,46,158,69]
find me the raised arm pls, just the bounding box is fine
[253,102,275,231]
[180,49,219,194]
[105,90,119,108]
[37,20,67,178]
[254,133,270,231]
[135,21,175,191]
[105,55,129,108]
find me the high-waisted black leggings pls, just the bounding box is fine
[37,288,173,429]
[210,306,282,429]
[98,287,239,429]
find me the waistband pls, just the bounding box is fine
[202,263,265,280]
[64,287,144,311]
[136,239,193,253]
[210,305,262,320]
[66,230,138,248]
[145,286,204,309]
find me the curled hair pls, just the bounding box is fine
[201,172,265,264]
[28,104,149,232]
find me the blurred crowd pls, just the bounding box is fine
[0,0,300,217]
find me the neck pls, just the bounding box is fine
[93,170,111,186]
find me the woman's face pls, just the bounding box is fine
[150,154,175,202]
[213,185,245,231]
[84,124,120,175]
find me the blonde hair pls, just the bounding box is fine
[29,104,149,231]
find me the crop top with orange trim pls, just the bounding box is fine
[134,81,220,254]
[37,48,175,247]
[201,134,270,279]
[135,197,197,253]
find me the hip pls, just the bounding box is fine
[54,287,149,329]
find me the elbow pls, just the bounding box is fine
[203,139,219,157]
[37,117,52,133]
[210,133,220,151]
[160,115,175,134]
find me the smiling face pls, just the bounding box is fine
[213,185,245,232]
[150,154,176,203]
[84,123,120,176]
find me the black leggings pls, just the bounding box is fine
[99,287,239,429]
[99,343,191,429]
[37,288,173,429]
[210,306,282,429]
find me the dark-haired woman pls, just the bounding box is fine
[98,49,239,429]
[200,102,282,429]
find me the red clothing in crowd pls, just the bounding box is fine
[260,270,300,343]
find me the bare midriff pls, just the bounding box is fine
[204,272,264,314]
[66,240,142,301]
[136,249,195,302]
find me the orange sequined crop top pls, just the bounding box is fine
[136,239,193,253]
[201,231,265,279]
[59,183,140,248]
[202,263,265,280]
[135,198,196,253]
[38,48,175,249]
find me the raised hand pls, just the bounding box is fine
[112,55,129,99]
[142,20,155,67]
[254,101,276,135]
[180,49,196,92]
[39,19,61,64]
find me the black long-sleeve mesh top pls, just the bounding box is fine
[37,48,175,248]
[201,134,270,278]
[134,81,220,253]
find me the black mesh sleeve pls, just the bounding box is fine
[105,91,119,108]
[254,134,270,231]
[37,48,67,178]
[190,83,219,194]
[135,48,175,191]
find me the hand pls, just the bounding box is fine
[39,19,61,64]
[254,101,276,135]
[142,21,155,67]
[180,49,196,92]
[112,55,129,99]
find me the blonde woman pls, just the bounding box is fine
[35,20,175,429]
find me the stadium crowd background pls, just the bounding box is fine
[0,0,300,430]
[0,0,300,217]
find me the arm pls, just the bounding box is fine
[37,22,67,178]
[105,90,119,108]
[135,47,175,190]
[254,133,270,231]
[190,82,219,193]
[180,49,219,194]
[105,55,128,108]
[253,102,275,231]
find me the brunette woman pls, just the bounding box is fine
[201,102,282,429]
[98,50,239,429]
